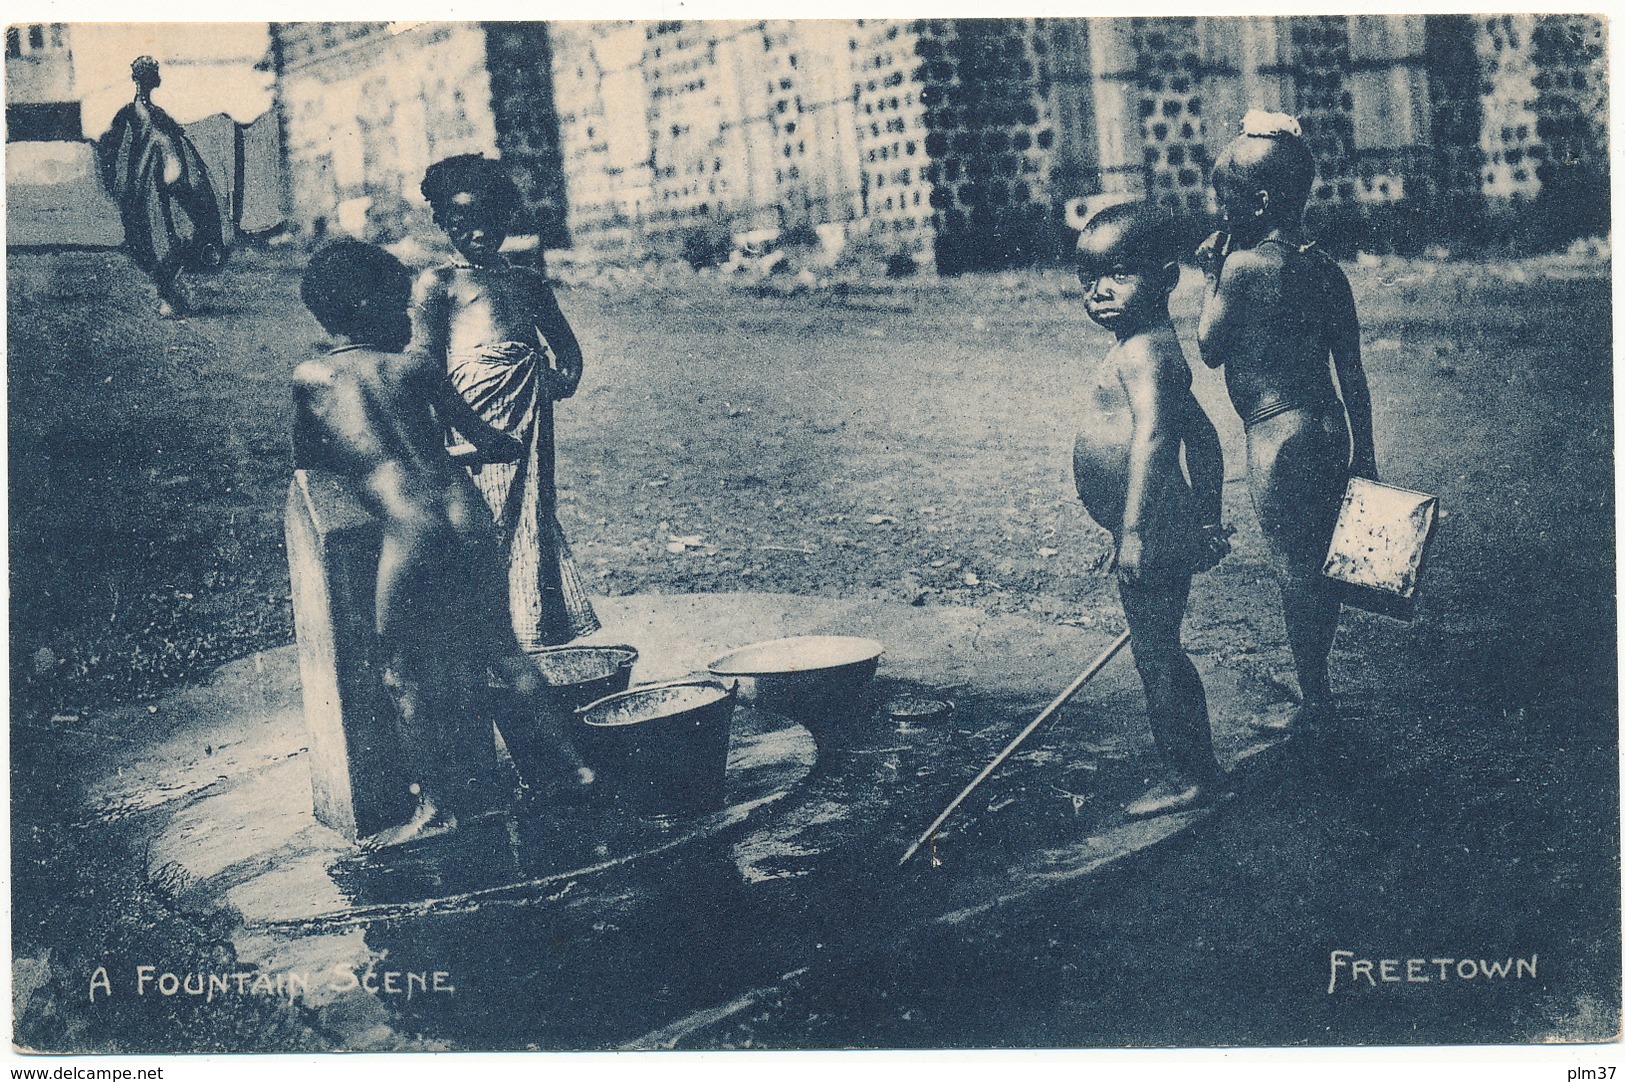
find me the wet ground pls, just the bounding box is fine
[41,592,1287,1050]
[9,247,1618,1051]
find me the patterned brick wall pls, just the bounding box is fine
[272,17,1607,268]
[918,18,1057,273]
[1344,16,1430,207]
[549,22,655,257]
[1476,15,1543,204]
[1529,14,1608,236]
[1037,19,1100,208]
[850,19,935,264]
[1286,16,1359,206]
[1424,15,1485,231]
[485,23,569,249]
[1130,18,1210,216]
[557,21,871,259]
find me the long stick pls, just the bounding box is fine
[899,628,1131,866]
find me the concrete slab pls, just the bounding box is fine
[6,141,124,247]
[75,592,1286,1049]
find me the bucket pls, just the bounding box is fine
[531,644,639,713]
[493,646,638,788]
[575,680,737,816]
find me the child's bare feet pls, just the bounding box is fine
[1124,780,1220,819]
[1251,698,1334,735]
[360,792,458,850]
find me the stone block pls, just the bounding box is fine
[285,469,502,841]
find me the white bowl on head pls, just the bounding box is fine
[707,636,884,751]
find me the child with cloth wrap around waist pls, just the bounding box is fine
[412,154,601,651]
[1196,110,1380,735]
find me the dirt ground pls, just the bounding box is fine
[8,245,1618,1049]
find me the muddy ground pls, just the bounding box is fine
[8,246,1618,1049]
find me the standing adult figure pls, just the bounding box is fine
[413,154,599,649]
[99,56,226,318]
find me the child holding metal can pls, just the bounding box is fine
[1196,111,1379,734]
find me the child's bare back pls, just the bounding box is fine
[1196,237,1360,431]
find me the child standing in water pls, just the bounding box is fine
[1071,203,1232,817]
[1196,111,1378,733]
[414,154,600,650]
[294,240,591,849]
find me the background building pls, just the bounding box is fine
[6,23,283,247]
[269,16,1610,271]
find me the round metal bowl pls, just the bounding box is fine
[574,679,737,816]
[707,636,884,751]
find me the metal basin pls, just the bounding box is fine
[531,644,639,714]
[707,636,884,752]
[575,680,737,816]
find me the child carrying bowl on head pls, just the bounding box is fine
[1196,111,1379,735]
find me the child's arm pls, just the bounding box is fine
[1196,248,1272,370]
[410,269,451,374]
[1181,395,1233,571]
[533,276,584,400]
[434,385,524,464]
[1326,264,1378,480]
[1181,397,1225,528]
[1115,338,1189,580]
[406,272,523,463]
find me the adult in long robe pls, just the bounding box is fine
[98,56,225,317]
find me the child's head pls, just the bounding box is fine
[301,239,413,352]
[131,56,161,91]
[1212,111,1316,240]
[1074,202,1182,335]
[421,153,523,265]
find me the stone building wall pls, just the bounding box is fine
[1473,14,1608,242]
[272,16,1608,267]
[1528,14,1608,239]
[275,21,498,242]
[1476,15,1544,206]
[552,21,871,261]
[917,19,1058,273]
[1424,16,1487,238]
[549,22,656,258]
[850,19,936,267]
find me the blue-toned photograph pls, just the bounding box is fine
[7,14,1616,1059]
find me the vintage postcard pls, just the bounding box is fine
[6,9,1618,1074]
